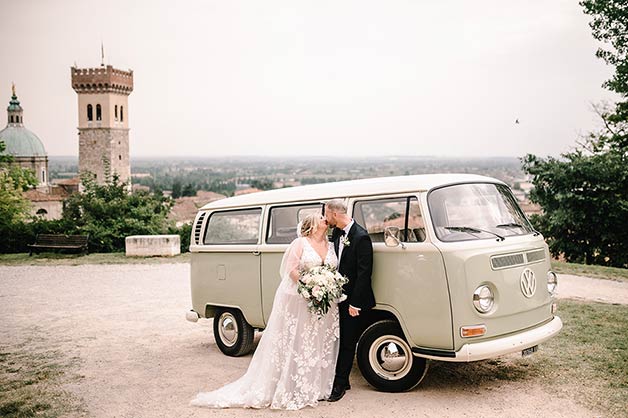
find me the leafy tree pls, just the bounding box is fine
[581,1,628,99]
[182,182,196,197]
[522,1,628,267]
[581,0,628,148]
[0,141,36,228]
[249,179,274,190]
[522,141,627,267]
[172,180,183,198]
[62,173,174,252]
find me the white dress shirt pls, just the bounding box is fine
[338,219,354,262]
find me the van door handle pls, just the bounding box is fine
[253,251,261,256]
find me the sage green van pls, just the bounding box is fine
[186,174,562,392]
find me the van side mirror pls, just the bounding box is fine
[384,226,405,249]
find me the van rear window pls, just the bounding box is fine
[353,196,425,243]
[267,203,323,244]
[204,208,261,245]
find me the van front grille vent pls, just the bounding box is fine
[491,253,525,269]
[194,212,206,244]
[491,248,546,270]
[526,249,546,263]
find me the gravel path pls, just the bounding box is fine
[1,264,623,418]
[555,274,628,304]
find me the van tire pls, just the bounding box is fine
[212,308,255,357]
[357,320,428,392]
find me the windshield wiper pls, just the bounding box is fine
[496,222,524,229]
[444,226,505,241]
[497,222,541,236]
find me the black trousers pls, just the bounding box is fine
[333,301,362,388]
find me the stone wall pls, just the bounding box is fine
[125,235,181,257]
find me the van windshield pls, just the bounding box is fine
[428,183,534,242]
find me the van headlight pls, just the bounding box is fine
[547,271,558,296]
[473,285,494,313]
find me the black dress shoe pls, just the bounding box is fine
[327,386,346,402]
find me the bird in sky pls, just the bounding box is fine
[515,118,520,124]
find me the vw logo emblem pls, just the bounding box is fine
[520,268,536,298]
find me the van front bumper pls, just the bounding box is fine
[413,316,563,362]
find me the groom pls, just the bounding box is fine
[324,199,375,402]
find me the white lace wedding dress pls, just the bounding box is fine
[191,237,340,410]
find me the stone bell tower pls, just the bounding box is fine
[71,63,133,185]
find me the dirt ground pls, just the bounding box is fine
[1,263,625,418]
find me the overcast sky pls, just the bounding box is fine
[0,0,619,158]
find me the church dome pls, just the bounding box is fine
[0,126,47,157]
[0,86,47,157]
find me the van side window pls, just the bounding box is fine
[267,203,323,244]
[353,197,425,242]
[204,208,261,245]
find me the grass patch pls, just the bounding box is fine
[552,260,628,282]
[427,300,628,417]
[0,342,83,417]
[0,252,190,266]
[537,300,628,416]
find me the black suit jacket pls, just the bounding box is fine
[332,222,376,310]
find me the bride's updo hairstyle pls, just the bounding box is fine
[299,213,323,237]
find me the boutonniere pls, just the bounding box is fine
[340,236,351,247]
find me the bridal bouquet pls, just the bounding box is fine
[297,264,349,318]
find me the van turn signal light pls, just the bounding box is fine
[461,325,487,338]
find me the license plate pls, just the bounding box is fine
[522,345,538,356]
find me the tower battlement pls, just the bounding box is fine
[71,65,133,94]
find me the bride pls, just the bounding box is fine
[191,213,340,410]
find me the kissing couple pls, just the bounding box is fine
[191,198,375,410]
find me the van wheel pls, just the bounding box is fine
[357,320,428,392]
[213,308,255,357]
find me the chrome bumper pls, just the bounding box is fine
[417,316,563,362]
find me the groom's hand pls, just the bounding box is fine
[348,306,360,317]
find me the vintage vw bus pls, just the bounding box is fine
[186,174,562,392]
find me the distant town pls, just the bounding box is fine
[48,155,540,225]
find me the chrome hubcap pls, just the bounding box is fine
[218,312,238,347]
[369,335,412,380]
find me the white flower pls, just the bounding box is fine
[297,264,349,317]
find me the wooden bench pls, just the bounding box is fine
[28,234,89,256]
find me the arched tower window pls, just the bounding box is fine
[96,104,102,121]
[120,106,124,122]
[10,115,14,123]
[87,104,93,121]
[115,105,118,121]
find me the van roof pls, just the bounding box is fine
[200,173,504,210]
